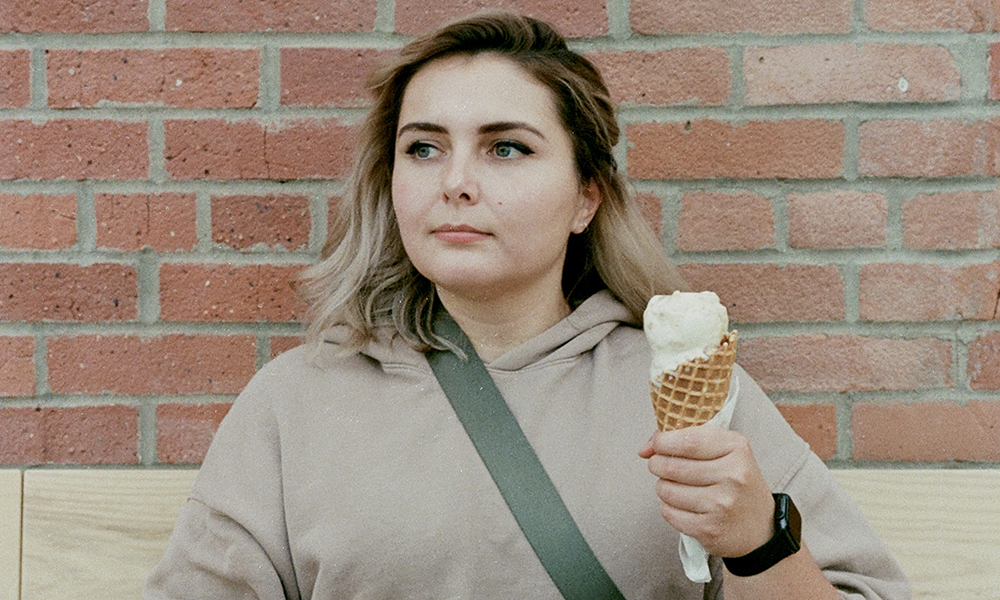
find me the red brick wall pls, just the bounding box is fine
[1,0,998,467]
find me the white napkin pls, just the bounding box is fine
[676,377,740,583]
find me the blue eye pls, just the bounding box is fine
[493,141,532,158]
[405,142,438,159]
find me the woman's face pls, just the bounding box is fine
[391,53,599,305]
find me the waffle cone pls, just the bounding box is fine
[650,331,738,431]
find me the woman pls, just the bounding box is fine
[145,12,908,600]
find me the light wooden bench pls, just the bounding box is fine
[1,468,997,599]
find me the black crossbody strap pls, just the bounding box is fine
[427,312,626,600]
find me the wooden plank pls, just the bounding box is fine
[12,468,999,599]
[833,469,1000,600]
[20,469,197,600]
[0,470,22,600]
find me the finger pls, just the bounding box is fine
[651,426,740,461]
[653,477,712,514]
[659,502,727,556]
[638,433,656,458]
[647,454,721,487]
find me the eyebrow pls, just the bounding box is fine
[396,121,547,140]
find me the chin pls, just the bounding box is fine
[423,270,509,300]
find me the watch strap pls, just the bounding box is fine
[723,493,802,577]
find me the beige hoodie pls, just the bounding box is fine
[144,291,909,600]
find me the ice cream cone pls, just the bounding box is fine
[650,331,737,431]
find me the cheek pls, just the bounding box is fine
[391,174,421,227]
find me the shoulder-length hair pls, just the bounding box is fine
[298,11,686,350]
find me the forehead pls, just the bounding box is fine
[398,53,561,128]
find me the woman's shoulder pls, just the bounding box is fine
[231,332,425,412]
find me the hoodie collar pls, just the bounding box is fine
[486,290,636,371]
[340,290,637,373]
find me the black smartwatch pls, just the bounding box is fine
[722,493,802,577]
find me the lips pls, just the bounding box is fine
[434,223,488,234]
[432,223,491,243]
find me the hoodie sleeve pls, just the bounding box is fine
[729,366,911,600]
[143,360,300,600]
[143,499,287,599]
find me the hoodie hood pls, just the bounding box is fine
[323,290,639,373]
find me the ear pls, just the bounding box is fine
[572,179,602,234]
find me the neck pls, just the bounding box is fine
[436,285,571,362]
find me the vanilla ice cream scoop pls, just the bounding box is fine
[643,291,729,381]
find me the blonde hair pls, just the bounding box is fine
[298,11,685,350]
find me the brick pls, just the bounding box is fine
[95,193,198,252]
[989,43,1000,100]
[858,119,997,178]
[738,335,953,393]
[0,194,76,249]
[0,405,139,465]
[631,0,851,34]
[164,118,353,180]
[266,120,356,180]
[969,332,1000,389]
[902,192,1000,249]
[281,48,389,107]
[47,49,259,108]
[159,263,307,322]
[588,49,730,106]
[635,193,663,238]
[395,0,608,37]
[157,403,232,464]
[860,263,1000,321]
[627,120,844,180]
[47,334,256,395]
[678,263,845,323]
[852,402,1000,462]
[788,191,887,249]
[866,0,1000,32]
[164,119,264,179]
[165,0,376,32]
[0,119,148,180]
[677,191,774,251]
[0,0,148,33]
[0,263,137,322]
[775,404,837,460]
[0,336,34,397]
[745,44,960,105]
[212,194,310,251]
[271,335,304,358]
[0,49,30,107]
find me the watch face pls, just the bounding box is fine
[776,493,802,551]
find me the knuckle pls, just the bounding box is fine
[729,469,751,489]
[715,493,736,514]
[654,478,673,503]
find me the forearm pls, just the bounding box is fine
[722,544,841,600]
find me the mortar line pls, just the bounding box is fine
[375,0,396,33]
[76,184,96,253]
[137,250,161,323]
[607,0,632,39]
[259,45,281,112]
[853,0,867,33]
[148,117,167,183]
[309,192,329,253]
[149,0,166,32]
[29,44,46,110]
[138,400,158,466]
[33,333,49,397]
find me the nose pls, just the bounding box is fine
[442,150,479,204]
